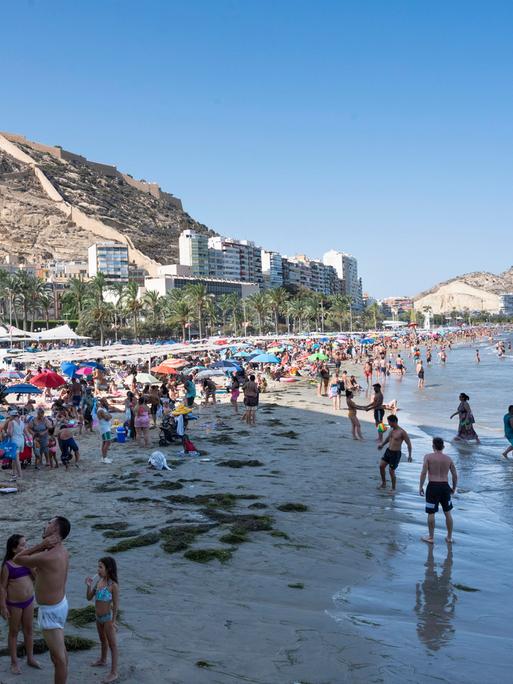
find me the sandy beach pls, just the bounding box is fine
[1,364,513,684]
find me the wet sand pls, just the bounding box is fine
[1,373,512,683]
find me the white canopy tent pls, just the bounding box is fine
[32,324,90,342]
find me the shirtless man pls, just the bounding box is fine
[377,415,412,491]
[14,517,70,684]
[364,383,385,444]
[419,438,457,543]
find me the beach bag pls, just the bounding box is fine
[0,439,18,461]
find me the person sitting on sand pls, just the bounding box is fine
[377,415,412,492]
[86,556,119,683]
[0,534,41,675]
[419,437,457,544]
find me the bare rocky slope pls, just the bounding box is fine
[0,135,215,267]
[415,267,513,300]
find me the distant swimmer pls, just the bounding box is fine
[502,405,513,459]
[439,349,447,364]
[419,437,458,544]
[475,349,480,363]
[377,415,412,492]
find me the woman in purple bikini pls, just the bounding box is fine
[0,535,40,675]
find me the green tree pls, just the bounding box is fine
[267,288,289,334]
[247,292,269,335]
[184,284,210,339]
[121,280,143,337]
[165,297,193,342]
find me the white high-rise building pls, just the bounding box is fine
[261,250,284,289]
[178,230,209,277]
[323,250,362,307]
[88,241,129,282]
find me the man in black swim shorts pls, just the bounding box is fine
[377,415,412,491]
[419,437,458,543]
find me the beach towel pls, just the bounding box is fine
[148,450,172,470]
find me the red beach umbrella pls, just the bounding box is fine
[151,365,178,375]
[31,370,67,389]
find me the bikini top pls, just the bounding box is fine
[96,580,113,602]
[5,561,31,580]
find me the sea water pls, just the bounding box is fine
[327,336,513,684]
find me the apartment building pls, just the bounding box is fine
[88,241,129,282]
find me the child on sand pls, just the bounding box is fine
[86,556,119,683]
[0,534,40,675]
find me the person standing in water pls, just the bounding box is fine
[476,349,480,363]
[502,405,513,459]
[377,415,412,492]
[450,393,480,443]
[364,383,385,444]
[419,437,458,544]
[416,359,425,388]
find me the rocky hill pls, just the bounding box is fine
[415,267,513,300]
[0,133,215,271]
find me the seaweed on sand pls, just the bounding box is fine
[219,531,248,545]
[92,522,128,531]
[94,483,137,493]
[184,548,234,564]
[103,529,141,539]
[288,583,304,589]
[0,636,95,657]
[216,459,263,468]
[277,502,309,512]
[166,493,259,509]
[150,481,184,490]
[118,496,161,503]
[208,433,236,445]
[196,660,212,668]
[248,502,268,509]
[269,530,290,539]
[67,605,96,627]
[274,431,299,439]
[160,524,214,554]
[106,532,160,553]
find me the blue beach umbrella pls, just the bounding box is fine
[361,338,374,344]
[61,361,78,378]
[251,353,280,364]
[79,361,106,371]
[210,360,241,370]
[4,383,42,395]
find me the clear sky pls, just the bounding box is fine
[2,0,512,296]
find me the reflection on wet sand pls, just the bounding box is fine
[415,544,456,651]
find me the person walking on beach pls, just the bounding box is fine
[0,534,40,675]
[502,405,513,459]
[86,556,119,683]
[13,517,71,684]
[242,374,259,426]
[419,437,457,544]
[450,393,480,443]
[364,383,385,444]
[377,415,412,492]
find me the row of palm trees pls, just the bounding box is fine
[0,269,383,343]
[0,270,53,330]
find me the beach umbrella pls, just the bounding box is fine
[4,383,42,395]
[151,365,178,375]
[233,351,252,358]
[250,353,281,364]
[267,346,284,353]
[195,369,227,380]
[210,360,241,370]
[75,366,93,376]
[361,338,374,344]
[308,352,329,361]
[0,369,24,380]
[31,370,66,389]
[134,373,159,384]
[161,358,188,368]
[79,361,106,371]
[60,362,78,378]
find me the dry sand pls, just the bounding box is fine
[1,377,508,683]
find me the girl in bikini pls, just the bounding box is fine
[346,390,364,441]
[86,556,119,683]
[0,534,40,674]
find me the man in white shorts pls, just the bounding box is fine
[15,516,71,683]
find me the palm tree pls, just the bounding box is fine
[217,294,233,334]
[121,280,143,337]
[107,282,126,338]
[88,273,107,306]
[204,296,218,337]
[62,277,89,318]
[226,292,241,335]
[247,292,269,335]
[267,288,289,334]
[327,294,351,331]
[366,302,381,330]
[166,298,193,342]
[184,284,210,339]
[143,290,163,324]
[78,302,114,345]
[0,273,19,328]
[38,290,53,328]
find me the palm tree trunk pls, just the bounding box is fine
[182,324,186,343]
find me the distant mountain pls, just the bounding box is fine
[0,132,215,274]
[415,268,513,299]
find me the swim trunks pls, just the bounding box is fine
[382,448,401,470]
[373,408,385,424]
[425,482,453,513]
[37,596,68,631]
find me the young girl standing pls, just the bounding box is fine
[0,535,40,675]
[86,556,119,683]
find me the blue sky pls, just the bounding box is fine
[2,0,512,296]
